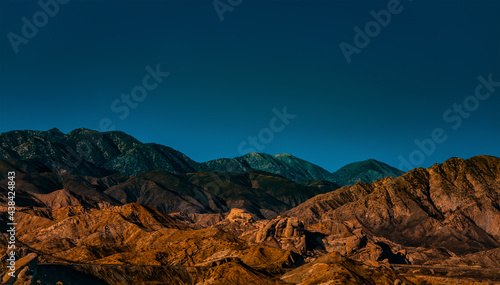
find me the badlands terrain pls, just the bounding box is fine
[0,129,499,284]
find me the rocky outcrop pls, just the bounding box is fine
[225,208,254,224]
[251,216,307,254]
[1,253,38,285]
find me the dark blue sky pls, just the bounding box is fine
[0,0,499,172]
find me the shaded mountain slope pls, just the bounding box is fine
[0,158,337,218]
[0,161,121,209]
[200,153,331,182]
[104,170,228,215]
[186,170,338,218]
[0,128,199,177]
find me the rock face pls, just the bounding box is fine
[326,158,405,186]
[287,155,500,255]
[252,216,307,254]
[200,153,331,182]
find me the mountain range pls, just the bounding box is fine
[0,128,499,284]
[0,128,403,185]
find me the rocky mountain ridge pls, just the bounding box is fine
[0,128,404,185]
[0,128,198,177]
[286,155,500,256]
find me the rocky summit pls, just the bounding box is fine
[0,129,499,284]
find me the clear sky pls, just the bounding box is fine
[0,0,499,172]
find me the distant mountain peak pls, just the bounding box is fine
[326,159,404,186]
[202,152,331,182]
